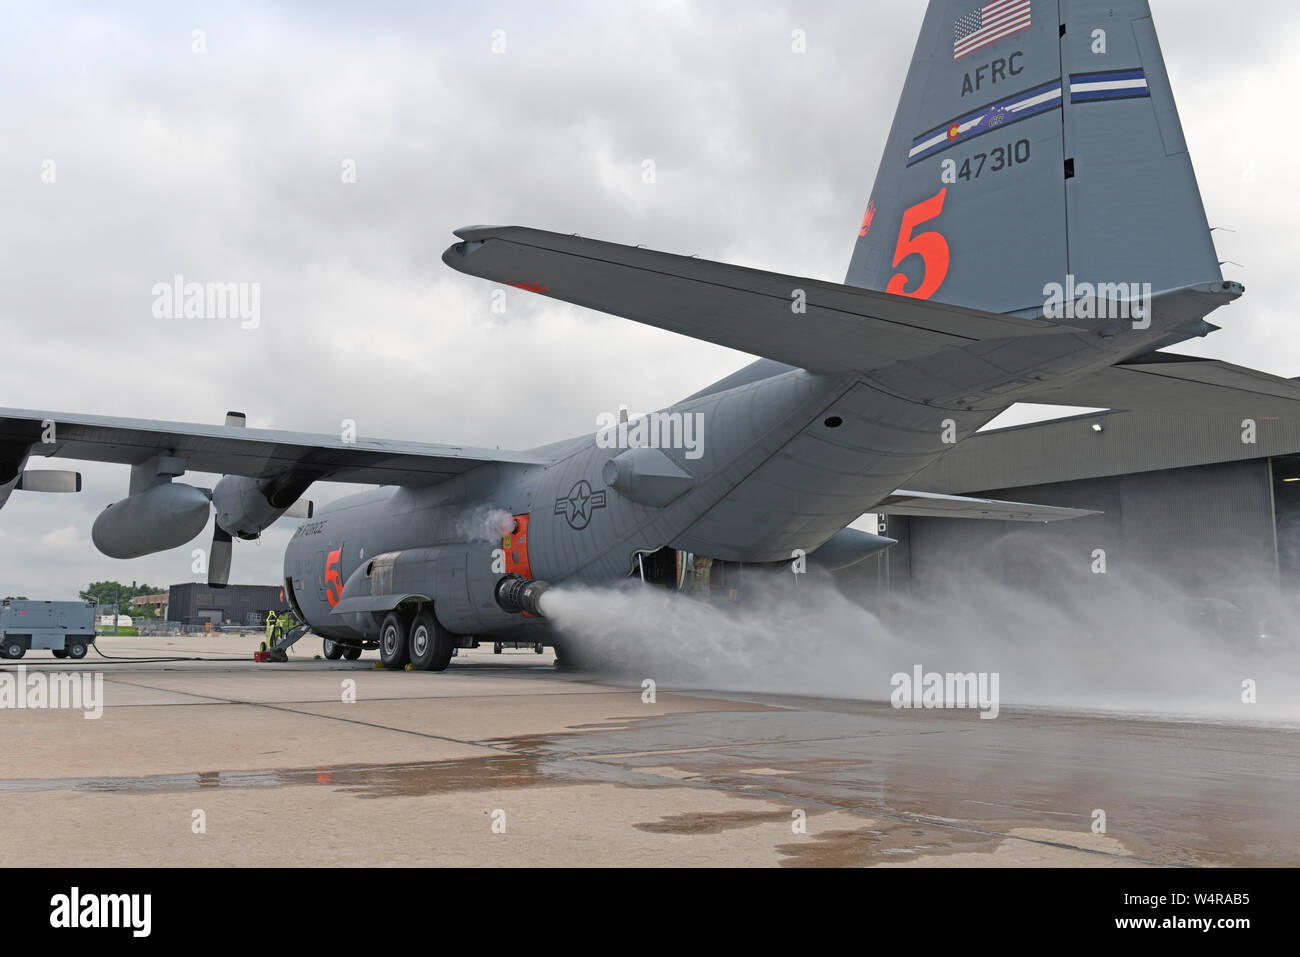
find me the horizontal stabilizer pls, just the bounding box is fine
[443,226,1076,374]
[877,489,1097,523]
[809,527,896,571]
[1021,353,1300,417]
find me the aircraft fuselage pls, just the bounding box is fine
[286,281,1235,642]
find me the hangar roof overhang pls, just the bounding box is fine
[907,409,1300,496]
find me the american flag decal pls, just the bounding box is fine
[954,0,1032,61]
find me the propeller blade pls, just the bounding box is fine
[209,526,233,589]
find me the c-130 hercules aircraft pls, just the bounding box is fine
[2,0,1293,669]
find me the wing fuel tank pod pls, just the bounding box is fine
[602,447,694,507]
[91,482,211,559]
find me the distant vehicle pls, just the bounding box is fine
[1,599,97,659]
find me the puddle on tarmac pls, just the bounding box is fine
[774,820,993,867]
[633,808,791,835]
[0,755,556,798]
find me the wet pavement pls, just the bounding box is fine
[0,633,1296,867]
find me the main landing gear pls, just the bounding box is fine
[323,637,366,660]
[378,607,455,672]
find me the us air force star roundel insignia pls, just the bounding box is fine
[554,479,607,530]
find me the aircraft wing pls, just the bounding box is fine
[442,226,1078,374]
[1020,353,1300,417]
[876,490,1097,522]
[0,408,548,487]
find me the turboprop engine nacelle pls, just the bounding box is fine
[0,472,19,513]
[211,474,312,539]
[92,482,211,559]
[1,448,83,514]
[0,449,28,512]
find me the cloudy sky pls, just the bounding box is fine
[0,0,1295,599]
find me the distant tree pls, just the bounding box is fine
[3,596,28,601]
[83,581,122,608]
[82,582,166,615]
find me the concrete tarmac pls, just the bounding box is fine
[1,632,1296,867]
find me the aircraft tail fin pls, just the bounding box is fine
[846,0,1223,316]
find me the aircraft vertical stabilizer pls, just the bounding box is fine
[845,0,1222,315]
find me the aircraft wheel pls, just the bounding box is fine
[52,649,69,659]
[534,642,544,654]
[322,638,344,660]
[3,640,25,660]
[408,609,454,672]
[378,612,410,669]
[66,642,88,660]
[343,645,362,661]
[493,642,503,654]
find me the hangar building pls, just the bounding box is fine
[873,408,1300,606]
[166,583,288,626]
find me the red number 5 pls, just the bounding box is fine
[325,547,344,607]
[887,187,950,300]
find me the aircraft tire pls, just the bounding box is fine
[343,645,362,661]
[409,609,454,672]
[378,612,410,669]
[322,638,344,660]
